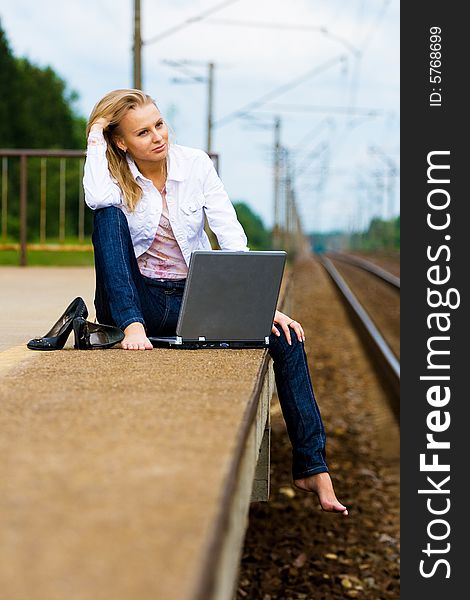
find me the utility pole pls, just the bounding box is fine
[163,59,215,154]
[272,116,281,248]
[133,0,142,89]
[136,1,238,93]
[292,163,301,253]
[284,151,292,254]
[207,62,214,153]
[369,146,398,219]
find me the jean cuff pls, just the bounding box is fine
[119,316,146,331]
[293,465,329,480]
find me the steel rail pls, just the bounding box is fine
[319,255,400,398]
[327,251,400,288]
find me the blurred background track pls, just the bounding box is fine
[237,253,400,600]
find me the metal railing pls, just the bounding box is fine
[1,148,307,267]
[0,149,90,266]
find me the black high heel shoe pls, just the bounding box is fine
[73,317,124,350]
[27,297,88,350]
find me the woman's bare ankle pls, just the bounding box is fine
[294,472,348,516]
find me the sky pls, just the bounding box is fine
[0,0,399,232]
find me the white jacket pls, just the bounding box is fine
[83,132,249,264]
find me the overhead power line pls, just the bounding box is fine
[359,0,392,52]
[162,59,205,83]
[257,104,390,117]
[145,0,241,45]
[295,141,329,179]
[292,118,335,152]
[215,54,346,127]
[369,145,399,173]
[206,18,361,56]
[162,59,216,153]
[345,0,392,116]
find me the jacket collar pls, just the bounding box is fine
[126,144,185,183]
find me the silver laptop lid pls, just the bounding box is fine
[176,251,287,341]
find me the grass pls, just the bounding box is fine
[0,250,94,266]
[0,236,95,266]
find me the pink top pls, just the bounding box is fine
[137,187,189,280]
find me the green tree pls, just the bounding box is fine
[347,215,400,252]
[0,24,19,147]
[14,59,83,149]
[1,21,90,241]
[233,201,271,250]
[1,20,85,150]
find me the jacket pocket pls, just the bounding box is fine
[180,195,205,215]
[180,196,205,236]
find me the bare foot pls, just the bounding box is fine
[294,472,348,516]
[121,322,153,350]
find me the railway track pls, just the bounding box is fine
[319,253,400,412]
[327,251,400,289]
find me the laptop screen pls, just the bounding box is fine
[177,251,287,341]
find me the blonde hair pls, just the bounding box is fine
[86,89,167,212]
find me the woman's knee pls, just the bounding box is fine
[94,205,126,228]
[92,206,128,240]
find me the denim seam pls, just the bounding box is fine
[116,209,137,319]
[301,345,325,436]
[273,348,311,474]
[120,316,145,330]
[282,343,309,439]
[273,337,327,474]
[293,465,329,479]
[160,296,171,331]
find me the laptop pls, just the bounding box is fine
[149,250,287,349]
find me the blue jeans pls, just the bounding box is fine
[92,206,328,479]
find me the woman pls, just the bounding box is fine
[84,89,348,515]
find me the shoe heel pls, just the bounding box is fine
[73,318,124,350]
[73,317,86,349]
[27,297,89,351]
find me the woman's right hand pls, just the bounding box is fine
[90,116,111,132]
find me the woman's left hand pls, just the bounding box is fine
[272,310,305,345]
